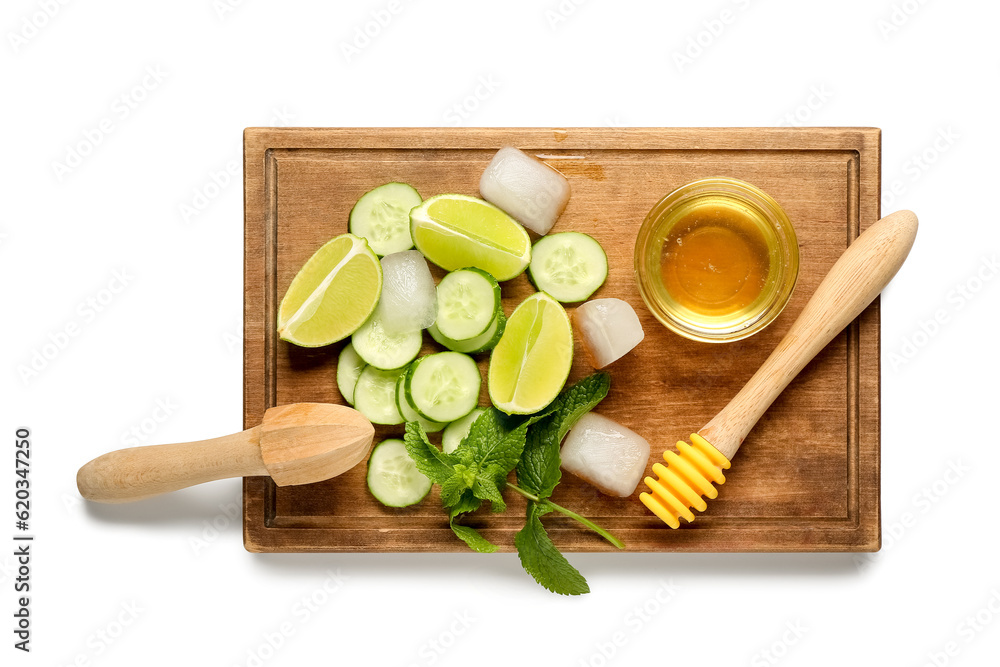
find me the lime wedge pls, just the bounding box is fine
[488,292,573,414]
[410,194,531,281]
[277,234,382,347]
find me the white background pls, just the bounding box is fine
[3,1,998,665]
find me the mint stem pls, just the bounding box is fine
[506,482,625,550]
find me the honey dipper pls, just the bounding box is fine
[640,210,918,527]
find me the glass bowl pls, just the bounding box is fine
[634,177,799,343]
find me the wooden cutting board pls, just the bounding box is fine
[243,127,881,553]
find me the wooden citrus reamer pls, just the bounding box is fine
[78,403,374,503]
[640,210,918,528]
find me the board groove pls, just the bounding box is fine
[244,128,880,553]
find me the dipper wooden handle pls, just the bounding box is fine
[699,210,918,459]
[77,403,375,503]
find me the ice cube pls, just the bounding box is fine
[561,412,650,497]
[573,298,644,369]
[376,250,437,334]
[479,146,571,236]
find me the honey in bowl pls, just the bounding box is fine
[660,200,772,325]
[635,178,799,343]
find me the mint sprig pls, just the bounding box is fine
[403,373,623,595]
[509,372,623,594]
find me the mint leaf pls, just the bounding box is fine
[549,372,612,443]
[472,466,507,513]
[449,490,482,516]
[517,372,611,499]
[450,520,498,553]
[439,472,470,507]
[448,492,494,552]
[514,502,589,595]
[404,422,457,485]
[459,408,529,474]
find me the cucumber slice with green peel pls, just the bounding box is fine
[353,366,405,425]
[441,407,487,454]
[395,369,447,433]
[349,183,422,256]
[336,342,367,405]
[366,438,432,507]
[434,267,501,341]
[428,311,506,355]
[404,352,482,423]
[351,313,422,370]
[528,232,608,303]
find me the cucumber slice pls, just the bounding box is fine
[428,311,506,355]
[441,407,487,454]
[349,183,422,256]
[353,366,405,425]
[395,368,447,433]
[366,438,431,507]
[404,352,481,423]
[351,313,422,370]
[528,232,608,303]
[336,342,367,405]
[434,268,501,341]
